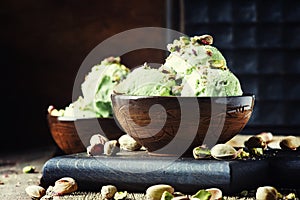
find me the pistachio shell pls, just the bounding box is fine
[256,186,278,200]
[160,191,174,200]
[244,136,268,150]
[257,132,273,143]
[118,134,142,151]
[279,136,300,150]
[211,144,237,160]
[53,177,78,196]
[101,185,117,199]
[87,143,105,156]
[146,184,175,200]
[90,134,109,146]
[206,188,222,200]
[104,140,120,156]
[193,146,211,159]
[25,185,46,199]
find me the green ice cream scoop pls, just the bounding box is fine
[64,57,130,118]
[160,35,243,97]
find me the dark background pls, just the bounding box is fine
[1,0,299,153]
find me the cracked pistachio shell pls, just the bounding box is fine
[87,143,105,156]
[244,136,267,150]
[256,186,278,200]
[53,177,78,196]
[118,134,142,151]
[279,136,300,150]
[206,188,222,200]
[25,185,46,199]
[104,140,120,156]
[193,146,211,159]
[211,144,237,160]
[146,184,175,200]
[101,185,117,199]
[90,134,109,146]
[257,132,273,143]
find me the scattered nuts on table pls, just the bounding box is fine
[205,188,222,200]
[145,184,174,200]
[257,132,274,143]
[161,191,174,200]
[87,143,105,156]
[210,144,237,160]
[25,185,46,199]
[22,165,36,173]
[101,185,118,199]
[279,135,300,150]
[192,145,211,159]
[255,186,279,200]
[114,191,128,200]
[52,177,78,196]
[244,136,268,150]
[118,134,142,151]
[90,134,109,146]
[104,140,120,156]
[192,189,212,200]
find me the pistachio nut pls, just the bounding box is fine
[205,188,222,200]
[244,136,267,150]
[279,136,300,150]
[25,185,46,199]
[210,144,237,160]
[193,145,211,159]
[114,191,128,200]
[90,134,109,146]
[160,191,174,200]
[118,134,142,151]
[146,184,175,200]
[87,143,105,156]
[191,189,211,200]
[104,140,120,156]
[191,34,213,45]
[52,177,78,196]
[257,132,273,143]
[101,185,117,199]
[23,165,36,173]
[256,186,279,200]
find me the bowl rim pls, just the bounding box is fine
[47,114,116,122]
[111,93,255,100]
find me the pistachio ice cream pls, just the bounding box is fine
[114,63,175,96]
[115,34,243,97]
[55,56,130,118]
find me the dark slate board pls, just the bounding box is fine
[40,151,271,195]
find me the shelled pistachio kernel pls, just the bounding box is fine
[23,165,36,173]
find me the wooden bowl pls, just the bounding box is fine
[47,114,125,154]
[111,94,255,156]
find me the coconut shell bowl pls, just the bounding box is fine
[47,114,125,154]
[111,94,255,156]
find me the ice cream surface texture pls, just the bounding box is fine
[115,34,243,97]
[61,57,130,118]
[114,63,175,96]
